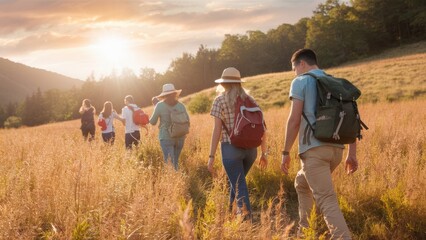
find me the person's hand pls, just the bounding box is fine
[141,125,149,136]
[208,157,216,177]
[281,155,291,175]
[345,155,358,174]
[258,155,268,170]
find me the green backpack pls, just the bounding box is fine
[302,72,368,144]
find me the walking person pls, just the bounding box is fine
[122,95,141,149]
[281,49,358,239]
[98,101,124,144]
[149,83,189,170]
[207,67,268,220]
[79,99,96,142]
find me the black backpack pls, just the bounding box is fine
[302,72,368,144]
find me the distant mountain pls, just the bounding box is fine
[0,58,84,105]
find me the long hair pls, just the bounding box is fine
[101,101,113,118]
[217,83,249,107]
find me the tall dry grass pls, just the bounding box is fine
[0,98,425,239]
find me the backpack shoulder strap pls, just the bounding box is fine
[300,72,319,132]
[302,112,315,132]
[303,71,318,79]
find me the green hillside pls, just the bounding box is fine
[181,41,426,111]
[0,58,83,105]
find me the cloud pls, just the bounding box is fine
[0,0,316,35]
[0,32,88,55]
[0,0,142,34]
[0,0,324,79]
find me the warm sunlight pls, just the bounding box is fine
[94,36,129,63]
[89,35,139,76]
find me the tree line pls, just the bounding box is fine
[1,0,425,128]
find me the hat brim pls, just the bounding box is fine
[214,79,245,83]
[156,89,182,98]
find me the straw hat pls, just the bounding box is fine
[214,67,245,83]
[156,83,182,98]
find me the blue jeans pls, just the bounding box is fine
[102,132,115,144]
[125,131,140,149]
[221,142,257,213]
[160,138,185,170]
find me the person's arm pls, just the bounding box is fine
[113,111,125,123]
[207,117,222,175]
[79,106,85,114]
[258,130,268,170]
[184,105,190,125]
[120,108,127,126]
[149,104,160,125]
[345,142,358,174]
[281,98,303,175]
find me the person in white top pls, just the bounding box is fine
[98,101,124,144]
[121,95,141,149]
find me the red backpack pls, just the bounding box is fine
[128,106,149,125]
[97,118,107,131]
[223,96,266,149]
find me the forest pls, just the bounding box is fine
[0,0,425,128]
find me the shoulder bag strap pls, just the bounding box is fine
[302,112,315,132]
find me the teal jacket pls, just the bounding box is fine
[149,101,189,140]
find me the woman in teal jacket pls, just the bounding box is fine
[149,84,190,170]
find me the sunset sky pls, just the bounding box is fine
[0,0,324,80]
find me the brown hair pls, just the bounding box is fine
[101,101,113,118]
[125,95,134,104]
[291,49,318,66]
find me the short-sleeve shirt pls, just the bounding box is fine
[99,111,120,133]
[121,104,140,134]
[210,94,235,143]
[149,101,189,140]
[290,69,344,154]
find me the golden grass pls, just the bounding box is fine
[1,97,425,239]
[1,41,425,239]
[180,41,426,110]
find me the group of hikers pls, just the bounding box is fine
[79,83,189,170]
[79,49,360,239]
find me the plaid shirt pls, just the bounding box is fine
[210,95,234,143]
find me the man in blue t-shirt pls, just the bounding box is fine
[281,49,358,240]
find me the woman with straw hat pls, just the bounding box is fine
[149,83,190,170]
[207,67,268,220]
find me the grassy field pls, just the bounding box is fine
[0,42,426,239]
[182,41,426,110]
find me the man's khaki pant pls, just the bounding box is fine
[295,146,351,240]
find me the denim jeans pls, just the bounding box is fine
[102,132,115,144]
[125,131,140,149]
[160,138,185,170]
[221,142,257,213]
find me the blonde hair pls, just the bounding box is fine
[82,99,91,108]
[216,83,249,107]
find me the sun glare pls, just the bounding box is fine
[95,36,128,62]
[89,35,140,76]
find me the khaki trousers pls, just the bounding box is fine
[295,146,351,240]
